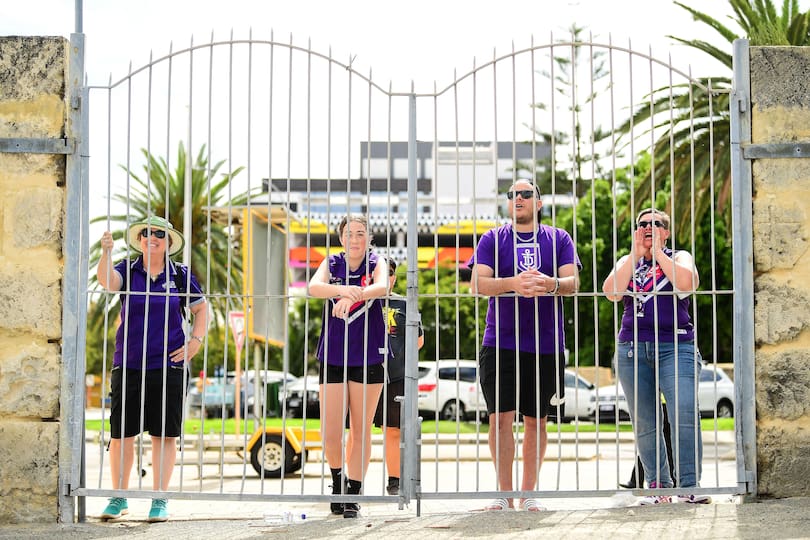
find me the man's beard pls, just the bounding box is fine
[513,213,538,226]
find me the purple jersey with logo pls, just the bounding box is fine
[316,251,387,367]
[618,247,694,342]
[471,224,581,354]
[113,258,204,370]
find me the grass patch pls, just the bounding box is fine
[86,415,733,436]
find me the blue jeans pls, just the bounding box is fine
[616,340,703,488]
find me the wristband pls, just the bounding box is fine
[190,335,204,344]
[548,277,560,295]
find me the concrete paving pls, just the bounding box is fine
[1,497,809,539]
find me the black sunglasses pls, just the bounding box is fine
[637,219,667,229]
[506,189,536,200]
[139,228,167,239]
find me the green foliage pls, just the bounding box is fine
[412,266,487,361]
[618,0,810,238]
[85,142,257,375]
[286,296,325,376]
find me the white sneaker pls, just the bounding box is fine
[638,494,672,505]
[638,481,672,506]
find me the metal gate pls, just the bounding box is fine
[59,31,755,520]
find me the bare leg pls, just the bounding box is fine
[320,382,348,468]
[488,410,517,508]
[108,437,135,489]
[384,427,401,478]
[520,416,546,506]
[150,436,177,491]
[345,381,383,481]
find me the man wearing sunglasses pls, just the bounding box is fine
[602,208,709,505]
[470,180,581,512]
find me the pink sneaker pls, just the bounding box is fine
[638,481,672,506]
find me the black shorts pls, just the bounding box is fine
[373,378,404,429]
[479,347,565,419]
[318,363,385,385]
[110,365,186,439]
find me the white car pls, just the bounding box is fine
[550,369,597,422]
[698,364,735,418]
[589,364,735,422]
[279,375,321,418]
[418,360,487,421]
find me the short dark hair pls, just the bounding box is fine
[388,258,397,276]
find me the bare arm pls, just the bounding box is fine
[655,249,700,292]
[169,298,209,364]
[96,231,123,291]
[308,259,362,300]
[602,254,634,302]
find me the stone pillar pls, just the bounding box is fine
[0,36,67,523]
[750,46,810,498]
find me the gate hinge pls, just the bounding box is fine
[0,137,75,155]
[742,142,810,159]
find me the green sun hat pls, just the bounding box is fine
[127,216,185,257]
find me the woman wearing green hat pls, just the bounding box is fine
[96,215,209,522]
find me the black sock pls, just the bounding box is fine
[347,479,362,495]
[331,468,344,493]
[388,476,399,484]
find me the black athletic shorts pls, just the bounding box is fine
[110,365,187,438]
[318,362,385,385]
[478,347,565,419]
[373,378,404,429]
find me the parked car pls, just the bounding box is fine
[589,364,735,422]
[188,369,297,418]
[588,383,631,423]
[698,364,735,418]
[280,375,321,418]
[417,359,487,421]
[548,369,597,423]
[239,370,299,416]
[187,375,236,418]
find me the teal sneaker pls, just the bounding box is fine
[148,498,169,523]
[100,497,128,520]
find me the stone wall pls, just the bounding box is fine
[750,46,810,498]
[0,36,67,523]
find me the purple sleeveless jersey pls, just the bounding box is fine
[316,251,387,367]
[618,247,694,342]
[471,224,581,354]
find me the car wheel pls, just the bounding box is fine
[716,399,734,418]
[250,434,301,478]
[440,400,466,421]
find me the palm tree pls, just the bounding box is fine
[87,142,253,335]
[616,0,810,239]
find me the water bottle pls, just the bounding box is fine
[263,510,307,525]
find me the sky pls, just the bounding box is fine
[3,0,745,90]
[3,0,802,236]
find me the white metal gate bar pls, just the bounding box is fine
[63,31,747,518]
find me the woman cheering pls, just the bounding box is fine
[602,208,709,505]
